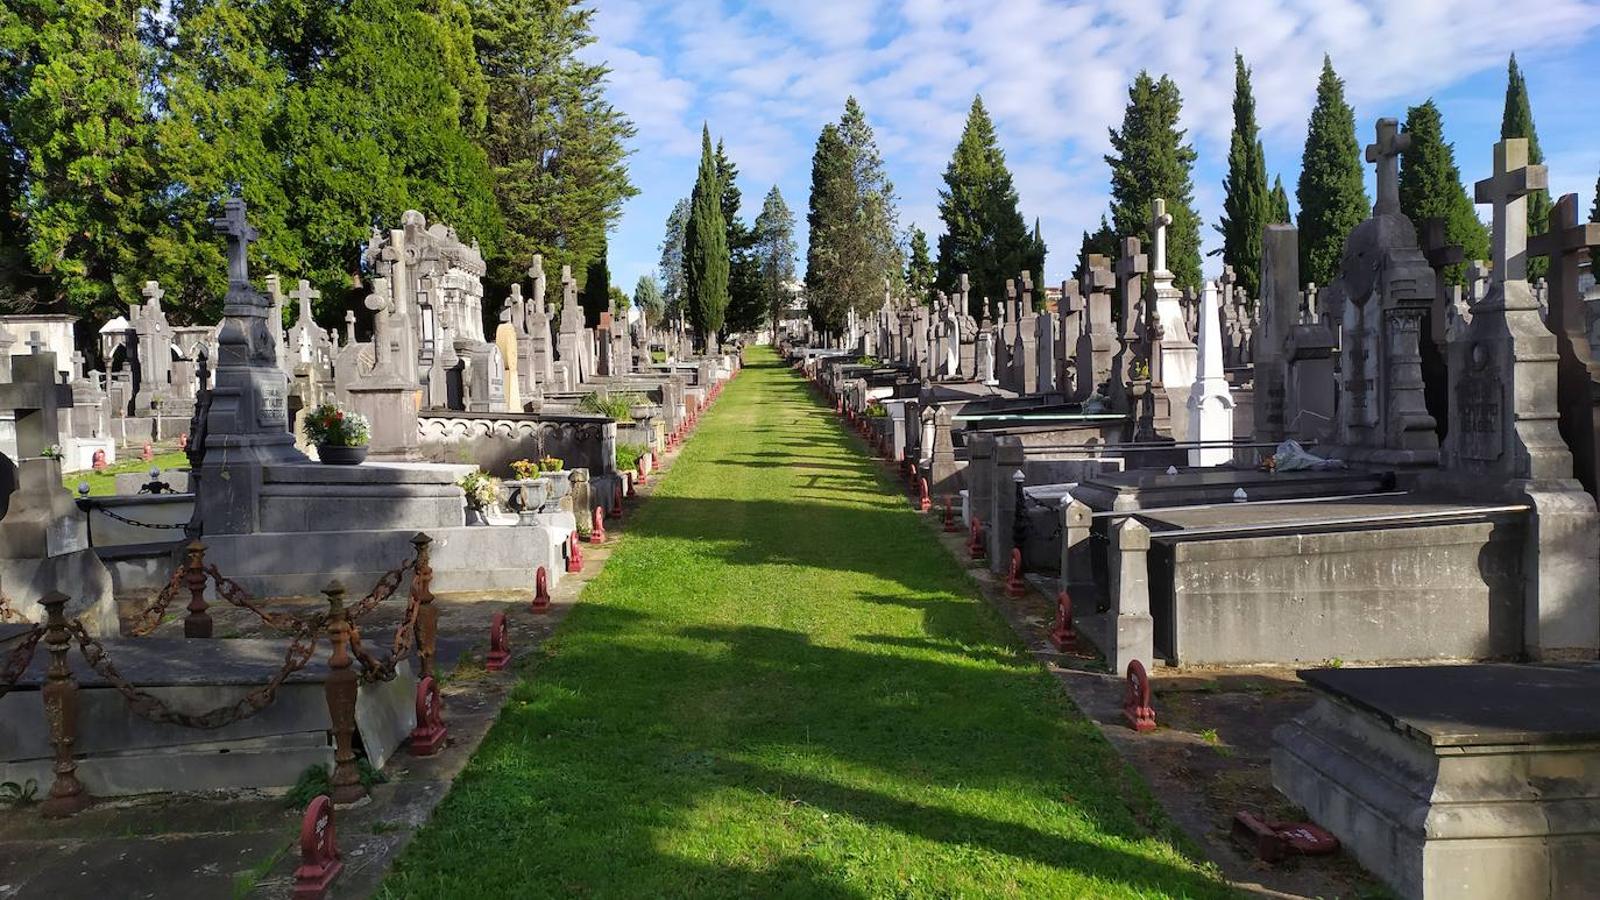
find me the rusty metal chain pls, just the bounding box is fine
[0,625,45,700]
[346,558,416,622]
[205,566,313,633]
[69,617,324,730]
[126,567,189,638]
[88,505,189,530]
[350,586,423,685]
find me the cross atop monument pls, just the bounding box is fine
[1420,217,1464,270]
[289,279,320,319]
[344,309,357,346]
[1366,117,1411,215]
[26,330,45,355]
[1474,138,1548,286]
[141,280,164,310]
[1116,237,1147,337]
[210,198,259,287]
[527,256,543,284]
[1148,198,1173,275]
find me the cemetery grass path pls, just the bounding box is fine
[381,349,1234,899]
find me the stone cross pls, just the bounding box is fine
[1148,199,1173,275]
[25,330,45,355]
[289,279,320,322]
[365,288,394,372]
[1302,283,1318,325]
[1366,117,1411,215]
[345,310,357,346]
[210,198,259,287]
[1474,138,1547,287]
[1116,237,1147,339]
[141,280,164,310]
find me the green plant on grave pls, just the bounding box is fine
[510,458,540,481]
[578,390,645,422]
[863,403,887,418]
[0,778,39,807]
[576,521,592,540]
[615,443,647,472]
[284,760,386,809]
[856,356,876,366]
[538,456,565,473]
[457,469,500,511]
[303,402,371,447]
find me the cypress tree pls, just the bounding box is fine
[1591,167,1600,223]
[1269,176,1291,224]
[683,126,728,348]
[837,97,900,319]
[1500,54,1551,280]
[1,0,159,317]
[905,227,935,306]
[935,96,1031,318]
[751,186,797,338]
[1296,56,1369,287]
[716,140,764,334]
[804,122,851,331]
[1216,52,1270,298]
[1072,215,1117,283]
[1105,71,1202,291]
[805,98,899,330]
[658,197,690,319]
[633,274,663,328]
[1027,218,1047,307]
[1399,100,1488,284]
[579,233,609,326]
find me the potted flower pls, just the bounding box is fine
[304,402,371,465]
[458,469,499,525]
[539,456,570,500]
[537,456,564,473]
[511,458,541,481]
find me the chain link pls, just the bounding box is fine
[126,567,189,637]
[347,559,416,622]
[0,626,45,700]
[206,567,314,632]
[350,586,423,685]
[89,505,190,530]
[69,617,323,729]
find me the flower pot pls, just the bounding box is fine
[318,444,368,466]
[465,508,488,526]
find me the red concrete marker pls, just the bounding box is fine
[141,442,153,461]
[1123,660,1156,733]
[943,497,959,532]
[918,478,932,512]
[291,796,343,900]
[91,449,107,471]
[485,612,510,672]
[1004,548,1026,597]
[636,455,648,485]
[1232,812,1340,862]
[611,483,624,518]
[590,506,606,544]
[530,566,550,613]
[408,676,448,755]
[968,516,987,560]
[566,530,583,573]
[1049,591,1077,650]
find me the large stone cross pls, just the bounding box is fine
[1530,193,1600,342]
[141,280,164,311]
[210,198,259,287]
[25,330,45,355]
[1474,138,1547,286]
[1366,117,1410,215]
[289,279,320,321]
[1116,237,1147,338]
[365,287,394,371]
[1148,199,1173,275]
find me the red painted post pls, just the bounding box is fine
[590,506,606,544]
[1049,591,1077,650]
[636,455,648,485]
[322,582,365,804]
[943,497,959,532]
[1005,548,1026,597]
[530,566,551,613]
[91,449,107,471]
[182,540,211,638]
[566,530,583,573]
[611,483,624,519]
[967,516,987,560]
[408,676,448,755]
[918,478,932,512]
[291,796,344,900]
[485,612,510,672]
[1123,660,1156,732]
[141,442,153,461]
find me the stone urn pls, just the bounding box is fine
[318,444,369,466]
[543,468,572,500]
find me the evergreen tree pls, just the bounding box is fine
[683,126,728,347]
[905,227,935,305]
[1591,167,1600,223]
[1296,56,1369,287]
[1500,54,1551,281]
[804,98,900,330]
[1027,217,1047,307]
[658,197,689,319]
[935,96,1032,317]
[716,139,764,334]
[1105,71,1201,291]
[607,284,628,318]
[471,0,635,291]
[1399,100,1488,285]
[1269,176,1291,224]
[579,233,609,326]
[633,274,664,327]
[1216,52,1270,298]
[1072,215,1117,283]
[751,186,797,338]
[0,0,159,317]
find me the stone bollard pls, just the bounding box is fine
[943,497,959,532]
[485,612,510,672]
[590,506,606,544]
[39,591,90,818]
[322,581,366,805]
[636,455,648,485]
[1123,659,1156,732]
[967,516,987,561]
[1107,517,1154,678]
[411,533,437,681]
[566,530,583,573]
[1004,548,1026,597]
[530,566,550,613]
[611,483,624,519]
[183,540,212,638]
[1060,498,1097,610]
[1049,591,1077,650]
[292,795,343,900]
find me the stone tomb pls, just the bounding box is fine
[1274,665,1600,900]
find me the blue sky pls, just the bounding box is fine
[583,0,1600,294]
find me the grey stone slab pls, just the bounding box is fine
[1300,664,1600,747]
[1143,496,1516,532]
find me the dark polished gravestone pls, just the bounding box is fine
[1274,664,1600,900]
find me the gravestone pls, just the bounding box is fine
[1110,237,1148,412]
[526,257,555,389]
[1187,281,1235,466]
[1075,257,1116,402]
[494,293,523,412]
[1253,224,1299,443]
[1056,281,1083,398]
[1419,218,1462,440]
[1528,194,1600,500]
[132,280,176,416]
[346,276,421,461]
[1016,272,1038,394]
[1149,200,1196,438]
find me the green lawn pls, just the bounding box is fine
[64,451,189,496]
[381,349,1231,899]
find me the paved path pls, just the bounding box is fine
[383,351,1232,898]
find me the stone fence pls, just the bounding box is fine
[418,412,617,478]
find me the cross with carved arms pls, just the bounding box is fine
[210,199,258,287]
[1366,117,1411,215]
[141,280,164,308]
[289,280,320,317]
[1475,138,1548,286]
[1148,199,1172,275]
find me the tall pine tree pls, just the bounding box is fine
[1105,71,1201,291]
[683,126,728,349]
[805,122,850,331]
[658,197,689,320]
[1,0,159,317]
[905,227,935,306]
[1269,176,1291,224]
[1399,100,1487,284]
[1216,52,1270,298]
[751,186,796,339]
[1500,54,1551,281]
[935,96,1032,317]
[1296,56,1368,287]
[804,98,899,330]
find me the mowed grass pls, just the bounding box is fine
[380,349,1233,899]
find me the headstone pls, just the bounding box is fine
[1056,281,1083,398]
[1187,281,1235,466]
[1149,199,1197,437]
[1255,224,1300,443]
[132,280,176,416]
[494,293,523,412]
[1076,257,1115,402]
[1528,194,1600,500]
[1110,237,1148,412]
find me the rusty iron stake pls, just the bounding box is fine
[411,533,437,682]
[322,582,366,805]
[183,540,212,638]
[39,592,90,818]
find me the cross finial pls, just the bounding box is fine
[26,330,45,354]
[1366,117,1410,215]
[528,254,544,283]
[141,280,164,308]
[289,279,320,318]
[1149,199,1173,274]
[1475,138,1548,286]
[210,198,258,287]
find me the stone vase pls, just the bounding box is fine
[318,444,369,466]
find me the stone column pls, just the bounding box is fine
[988,438,1025,573]
[1106,516,1153,676]
[966,432,995,531]
[1060,497,1097,608]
